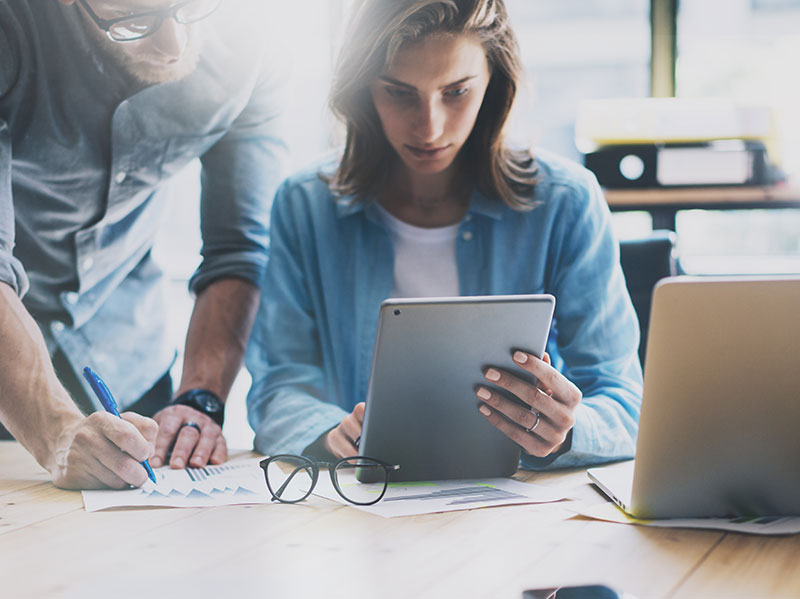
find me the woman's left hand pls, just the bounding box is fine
[476,351,582,458]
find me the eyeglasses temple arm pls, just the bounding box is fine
[272,464,312,500]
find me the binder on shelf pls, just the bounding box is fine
[583,140,776,189]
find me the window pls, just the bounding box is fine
[677,0,800,180]
[504,0,651,162]
[503,0,653,240]
[674,0,800,273]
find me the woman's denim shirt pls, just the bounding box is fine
[246,151,643,470]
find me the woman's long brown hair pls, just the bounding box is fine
[327,0,538,210]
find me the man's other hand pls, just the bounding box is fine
[150,405,227,469]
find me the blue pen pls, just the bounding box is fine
[82,366,157,484]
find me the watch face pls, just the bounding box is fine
[199,394,221,413]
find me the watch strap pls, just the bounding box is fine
[171,389,225,426]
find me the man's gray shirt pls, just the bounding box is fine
[0,1,288,411]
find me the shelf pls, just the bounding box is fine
[604,185,800,207]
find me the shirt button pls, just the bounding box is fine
[65,292,79,305]
[114,171,128,184]
[52,321,65,332]
[462,230,473,241]
[81,257,94,272]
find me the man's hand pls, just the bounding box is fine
[50,412,158,490]
[162,277,256,470]
[150,405,227,469]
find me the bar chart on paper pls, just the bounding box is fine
[383,485,529,506]
[312,474,569,518]
[82,457,270,511]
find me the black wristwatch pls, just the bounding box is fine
[171,389,225,426]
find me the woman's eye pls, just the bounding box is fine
[444,87,469,98]
[385,87,413,99]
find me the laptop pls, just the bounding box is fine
[589,276,800,518]
[359,294,555,482]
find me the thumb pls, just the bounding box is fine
[354,402,366,423]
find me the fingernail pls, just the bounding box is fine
[476,387,491,400]
[150,457,162,467]
[484,368,500,381]
[513,351,528,363]
[479,405,491,416]
[173,458,184,468]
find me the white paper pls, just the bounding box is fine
[311,471,568,518]
[568,501,800,536]
[82,457,270,512]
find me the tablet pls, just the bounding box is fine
[359,294,555,482]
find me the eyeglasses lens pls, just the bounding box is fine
[264,456,315,503]
[333,458,389,505]
[107,0,221,41]
[109,16,159,41]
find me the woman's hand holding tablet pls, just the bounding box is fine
[477,351,582,458]
[325,402,365,459]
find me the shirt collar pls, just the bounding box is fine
[467,187,506,220]
[334,186,507,221]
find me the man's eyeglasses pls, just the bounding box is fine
[77,0,222,43]
[260,455,401,506]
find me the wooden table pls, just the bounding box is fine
[1,441,799,599]
[605,185,800,231]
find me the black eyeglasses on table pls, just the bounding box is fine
[77,0,222,42]
[259,454,400,506]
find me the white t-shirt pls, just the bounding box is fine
[377,204,461,298]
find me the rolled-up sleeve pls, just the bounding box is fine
[0,19,27,296]
[0,119,28,297]
[189,43,290,294]
[521,173,643,470]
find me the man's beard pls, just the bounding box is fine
[108,38,201,85]
[81,13,202,86]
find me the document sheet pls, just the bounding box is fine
[82,456,568,516]
[82,457,270,512]
[569,501,800,535]
[311,469,569,518]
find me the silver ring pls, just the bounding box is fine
[182,421,201,433]
[526,411,541,434]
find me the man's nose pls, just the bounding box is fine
[150,17,187,60]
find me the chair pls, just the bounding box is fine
[619,230,681,367]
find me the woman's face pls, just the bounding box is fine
[370,33,491,178]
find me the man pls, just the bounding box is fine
[0,0,288,488]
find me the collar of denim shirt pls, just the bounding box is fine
[334,186,508,223]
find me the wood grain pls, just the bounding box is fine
[0,442,798,599]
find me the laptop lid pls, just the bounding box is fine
[622,276,800,518]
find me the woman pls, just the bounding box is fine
[245,0,642,470]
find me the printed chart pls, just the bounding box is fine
[312,473,568,518]
[82,457,270,511]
